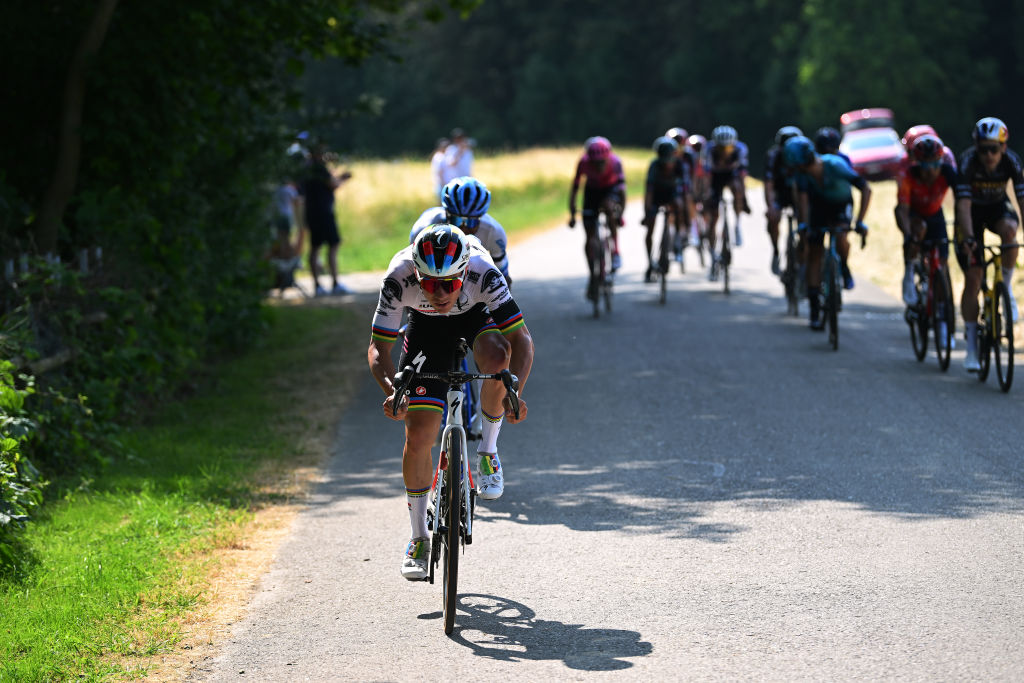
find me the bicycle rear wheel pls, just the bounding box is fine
[933,267,954,371]
[994,281,1015,392]
[441,432,461,635]
[909,263,928,361]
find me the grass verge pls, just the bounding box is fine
[0,300,368,681]
[327,146,650,273]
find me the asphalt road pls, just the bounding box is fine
[194,194,1024,681]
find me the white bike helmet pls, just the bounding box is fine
[412,224,471,278]
[712,125,738,146]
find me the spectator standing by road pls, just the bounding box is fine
[443,128,474,185]
[303,143,352,296]
[271,178,304,259]
[430,137,449,202]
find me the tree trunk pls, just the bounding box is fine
[34,0,119,255]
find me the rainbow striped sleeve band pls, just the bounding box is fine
[372,324,399,343]
[497,312,525,335]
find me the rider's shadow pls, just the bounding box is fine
[424,593,652,670]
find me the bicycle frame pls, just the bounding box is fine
[433,383,473,544]
[585,211,614,318]
[905,237,953,370]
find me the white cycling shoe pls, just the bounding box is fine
[401,537,430,581]
[476,452,504,500]
[964,347,981,373]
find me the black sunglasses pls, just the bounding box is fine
[979,144,1002,155]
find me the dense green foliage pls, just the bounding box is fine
[0,361,42,568]
[0,0,477,559]
[306,0,1023,164]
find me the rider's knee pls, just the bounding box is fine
[474,332,510,372]
[405,417,439,453]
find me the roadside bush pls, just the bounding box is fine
[0,361,43,570]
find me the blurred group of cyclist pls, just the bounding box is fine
[768,117,1024,368]
[568,126,753,291]
[567,115,1024,367]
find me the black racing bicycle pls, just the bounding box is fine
[905,237,954,371]
[713,196,733,295]
[583,209,615,318]
[975,241,1021,392]
[648,204,675,305]
[391,340,520,635]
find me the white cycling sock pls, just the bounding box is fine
[407,486,429,539]
[966,322,979,352]
[478,408,503,454]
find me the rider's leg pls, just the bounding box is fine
[730,181,745,245]
[767,202,781,273]
[673,197,685,257]
[997,217,1020,320]
[837,230,853,288]
[404,410,443,539]
[473,330,511,498]
[902,216,925,304]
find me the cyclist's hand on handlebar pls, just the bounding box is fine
[383,393,408,421]
[855,221,869,248]
[504,395,527,424]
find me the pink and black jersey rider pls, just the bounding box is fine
[570,136,626,235]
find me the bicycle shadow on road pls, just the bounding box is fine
[429,593,652,670]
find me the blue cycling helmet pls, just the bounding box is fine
[783,135,816,167]
[442,176,491,218]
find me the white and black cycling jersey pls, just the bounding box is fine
[370,241,523,345]
[409,207,510,278]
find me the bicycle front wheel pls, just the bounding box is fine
[658,218,671,304]
[933,268,954,371]
[441,432,461,635]
[824,258,840,350]
[994,281,1015,392]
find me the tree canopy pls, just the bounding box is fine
[304,0,1022,164]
